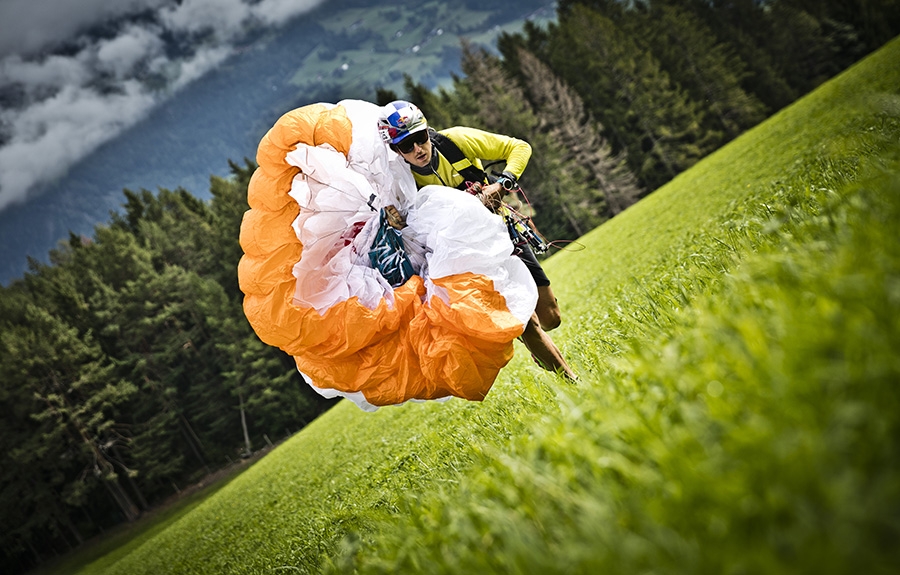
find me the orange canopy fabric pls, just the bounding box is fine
[238,100,537,411]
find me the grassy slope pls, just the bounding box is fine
[70,38,900,575]
[344,37,900,573]
[34,475,241,575]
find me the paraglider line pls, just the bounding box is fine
[297,206,364,214]
[547,239,586,252]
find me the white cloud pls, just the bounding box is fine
[253,0,325,25]
[0,82,156,211]
[0,0,326,212]
[170,45,234,89]
[1,53,90,91]
[96,24,165,78]
[0,0,171,58]
[160,0,252,39]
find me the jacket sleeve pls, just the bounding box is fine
[442,126,532,179]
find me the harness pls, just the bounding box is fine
[429,132,487,188]
[369,131,547,288]
[427,131,548,255]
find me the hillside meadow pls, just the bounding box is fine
[61,37,900,574]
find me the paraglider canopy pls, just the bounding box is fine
[238,100,537,411]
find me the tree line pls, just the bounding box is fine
[379,0,899,244]
[0,163,334,574]
[2,0,898,572]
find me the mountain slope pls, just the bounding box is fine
[70,36,900,575]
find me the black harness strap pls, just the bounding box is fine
[430,132,487,189]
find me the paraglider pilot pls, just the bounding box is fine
[378,100,577,380]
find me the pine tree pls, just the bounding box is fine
[375,87,399,107]
[208,160,257,302]
[401,74,457,130]
[681,0,799,111]
[764,2,864,94]
[0,288,76,569]
[4,301,141,525]
[207,160,327,448]
[114,187,218,276]
[814,0,900,52]
[550,5,713,189]
[0,158,336,569]
[452,44,604,241]
[116,266,237,467]
[626,2,768,141]
[515,48,643,216]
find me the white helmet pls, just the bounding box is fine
[378,100,428,145]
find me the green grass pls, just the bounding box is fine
[36,469,244,575]
[67,37,900,575]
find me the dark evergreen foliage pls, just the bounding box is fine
[496,0,898,191]
[0,163,334,574]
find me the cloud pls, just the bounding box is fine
[0,0,171,58]
[96,24,166,78]
[159,0,326,38]
[160,0,252,38]
[0,82,156,208]
[169,45,233,89]
[0,0,326,212]
[1,53,90,92]
[254,0,326,25]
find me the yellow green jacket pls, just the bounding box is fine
[411,126,532,189]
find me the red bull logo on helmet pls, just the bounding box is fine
[378,100,427,144]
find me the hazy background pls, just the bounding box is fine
[0,0,554,283]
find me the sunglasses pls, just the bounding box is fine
[395,130,429,154]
